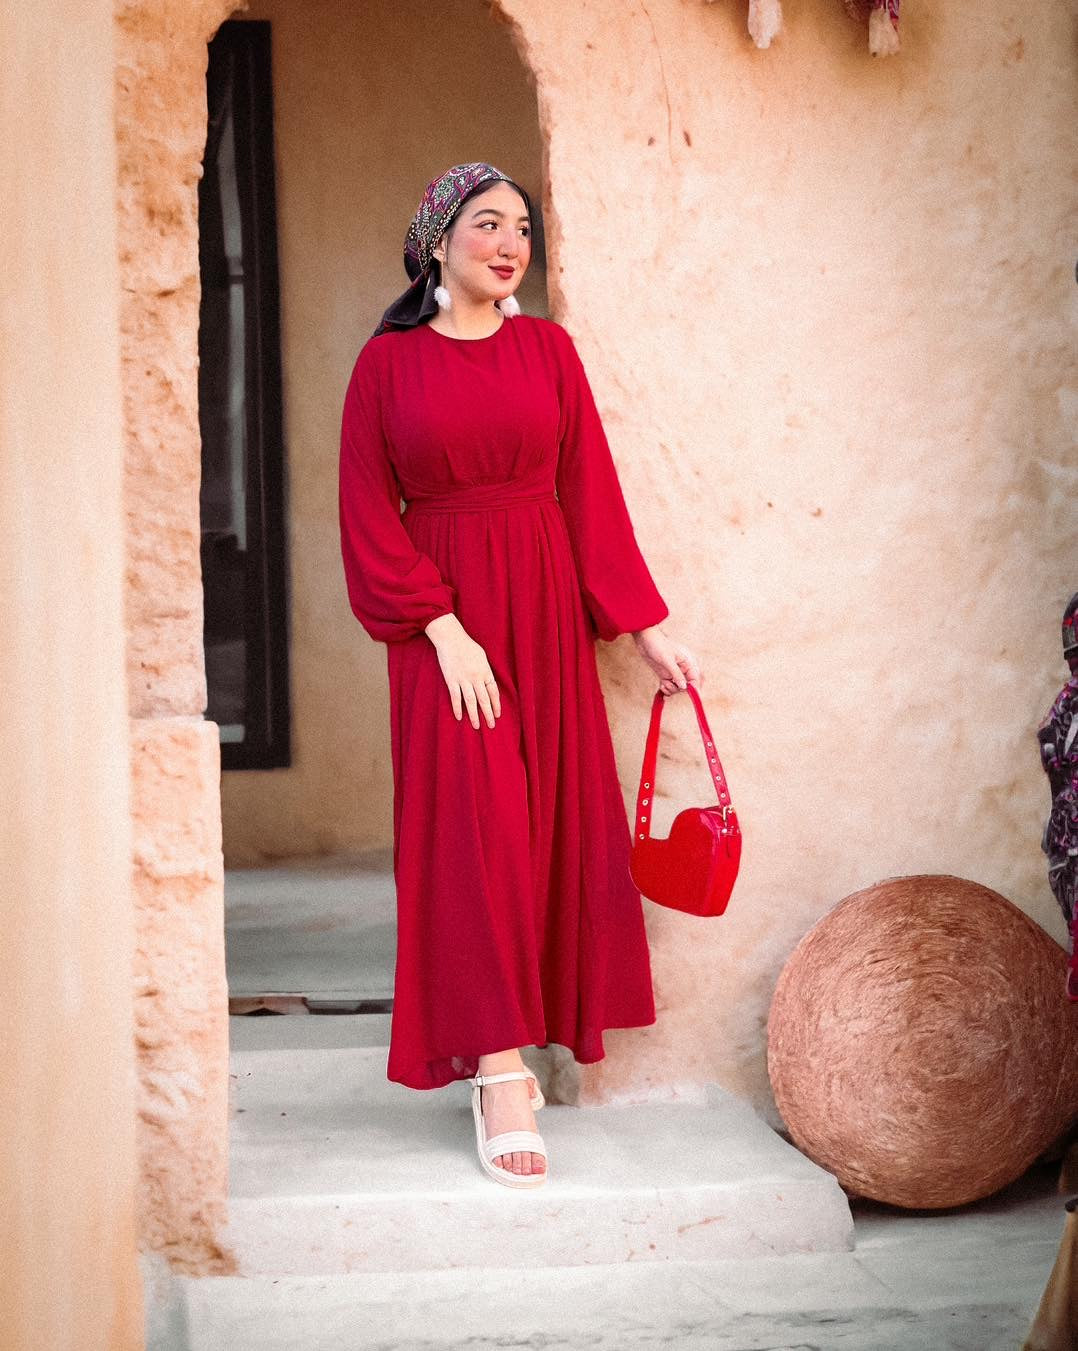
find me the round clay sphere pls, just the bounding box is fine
[767,874,1078,1209]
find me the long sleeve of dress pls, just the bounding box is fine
[554,327,670,642]
[339,343,458,643]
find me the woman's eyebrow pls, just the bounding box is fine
[471,207,531,222]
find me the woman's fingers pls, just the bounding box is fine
[661,650,689,690]
[474,678,498,729]
[460,683,480,729]
[650,641,704,696]
[433,627,502,729]
[453,674,500,730]
[485,673,501,721]
[674,646,700,682]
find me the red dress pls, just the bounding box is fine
[338,313,669,1091]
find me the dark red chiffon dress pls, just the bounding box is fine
[338,313,669,1091]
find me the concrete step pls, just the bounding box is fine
[225,853,397,1002]
[229,1010,395,1051]
[221,1037,854,1278]
[146,1160,1068,1351]
[168,1238,1055,1351]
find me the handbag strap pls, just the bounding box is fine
[633,683,735,843]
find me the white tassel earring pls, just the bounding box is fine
[432,256,451,310]
[497,293,521,318]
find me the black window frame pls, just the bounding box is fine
[199,18,291,771]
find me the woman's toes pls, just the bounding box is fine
[490,1150,545,1174]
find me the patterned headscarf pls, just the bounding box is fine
[372,161,531,337]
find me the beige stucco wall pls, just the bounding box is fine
[1,2,144,1344]
[490,0,1077,1114]
[220,0,545,862]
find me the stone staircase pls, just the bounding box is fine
[142,1011,860,1346]
[141,1013,1062,1349]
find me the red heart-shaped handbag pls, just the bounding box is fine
[628,683,741,917]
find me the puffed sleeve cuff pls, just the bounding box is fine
[587,592,670,644]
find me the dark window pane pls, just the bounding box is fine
[198,20,291,769]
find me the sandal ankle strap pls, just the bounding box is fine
[473,1070,535,1087]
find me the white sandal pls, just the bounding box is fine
[470,1070,549,1189]
[526,1068,545,1111]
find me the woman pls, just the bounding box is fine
[339,162,701,1189]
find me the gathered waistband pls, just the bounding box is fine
[403,480,558,514]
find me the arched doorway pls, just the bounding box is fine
[204,0,547,1027]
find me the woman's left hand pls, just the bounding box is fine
[631,625,703,697]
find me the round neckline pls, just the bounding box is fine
[425,314,507,343]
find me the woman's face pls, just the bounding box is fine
[433,181,531,305]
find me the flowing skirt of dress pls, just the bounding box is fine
[385,485,657,1091]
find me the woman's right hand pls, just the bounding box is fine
[424,614,501,730]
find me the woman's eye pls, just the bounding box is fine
[478,221,531,236]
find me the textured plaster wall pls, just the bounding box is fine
[1,3,144,1344]
[494,0,1078,1116]
[114,0,235,1272]
[220,0,545,863]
